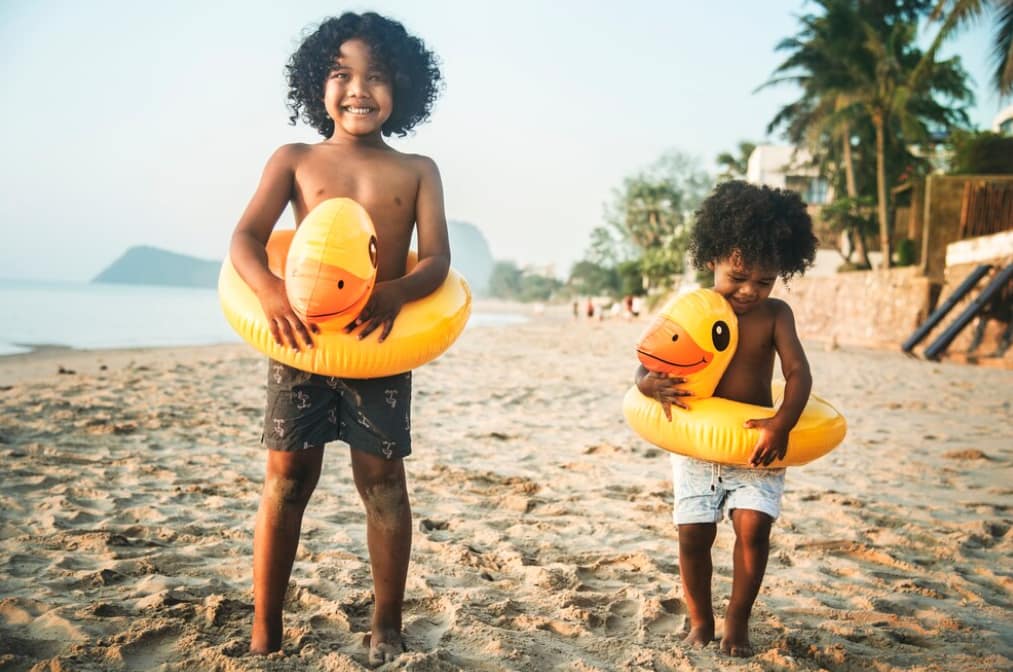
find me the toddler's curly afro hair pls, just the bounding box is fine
[690,180,817,280]
[286,12,442,138]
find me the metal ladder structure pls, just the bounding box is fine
[900,264,991,354]
[922,262,1013,361]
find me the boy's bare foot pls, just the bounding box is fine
[683,623,715,648]
[364,630,406,666]
[720,614,753,657]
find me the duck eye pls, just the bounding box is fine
[368,236,378,268]
[671,334,679,342]
[337,280,344,289]
[712,321,730,351]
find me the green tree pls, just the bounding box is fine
[567,259,619,297]
[760,0,872,265]
[930,0,1013,96]
[716,141,757,181]
[517,273,563,302]
[763,0,973,268]
[603,150,711,289]
[488,261,522,299]
[948,129,1013,173]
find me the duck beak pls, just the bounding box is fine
[636,317,713,375]
[288,260,373,322]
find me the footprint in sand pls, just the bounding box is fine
[644,597,685,636]
[404,596,457,651]
[604,599,640,635]
[115,625,180,672]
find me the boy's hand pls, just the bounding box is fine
[744,417,790,467]
[345,281,406,342]
[256,278,317,350]
[637,372,691,421]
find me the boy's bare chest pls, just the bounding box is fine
[292,154,418,225]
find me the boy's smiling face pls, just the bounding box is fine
[323,39,394,139]
[709,251,779,315]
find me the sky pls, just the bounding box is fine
[0,0,1005,282]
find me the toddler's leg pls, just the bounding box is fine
[351,450,411,665]
[677,522,717,647]
[251,447,324,654]
[723,508,773,657]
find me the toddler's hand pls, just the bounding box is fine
[637,372,691,421]
[345,281,406,343]
[256,278,317,350]
[744,417,789,467]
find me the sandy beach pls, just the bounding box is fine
[1,306,1011,671]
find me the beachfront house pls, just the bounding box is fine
[993,103,1013,136]
[745,145,832,206]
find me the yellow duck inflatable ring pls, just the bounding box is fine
[219,198,471,378]
[623,289,846,467]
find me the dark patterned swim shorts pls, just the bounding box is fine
[261,359,411,460]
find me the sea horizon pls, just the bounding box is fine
[0,278,526,356]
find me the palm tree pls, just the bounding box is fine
[930,0,1013,96]
[716,141,757,181]
[853,12,973,266]
[760,0,875,265]
[764,1,973,268]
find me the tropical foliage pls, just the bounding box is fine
[566,150,712,298]
[761,0,977,268]
[488,260,562,302]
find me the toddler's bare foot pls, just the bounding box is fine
[365,629,406,667]
[249,620,281,655]
[720,614,753,657]
[683,623,715,648]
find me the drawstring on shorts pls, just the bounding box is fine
[710,463,723,492]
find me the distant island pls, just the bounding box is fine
[93,246,220,288]
[93,221,495,294]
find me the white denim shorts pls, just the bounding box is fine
[670,454,786,524]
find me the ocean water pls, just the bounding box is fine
[0,279,525,356]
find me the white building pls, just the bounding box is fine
[746,145,831,205]
[992,104,1013,136]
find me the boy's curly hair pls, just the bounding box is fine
[689,180,817,281]
[286,12,442,138]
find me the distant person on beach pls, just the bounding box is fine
[227,12,447,663]
[635,181,817,657]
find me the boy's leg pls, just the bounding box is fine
[678,522,717,646]
[350,449,412,665]
[723,508,773,657]
[251,446,324,653]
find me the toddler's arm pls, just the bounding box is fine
[635,364,691,420]
[745,301,812,466]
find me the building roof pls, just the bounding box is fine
[746,145,819,186]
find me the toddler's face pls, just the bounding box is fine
[710,251,779,315]
[323,38,394,138]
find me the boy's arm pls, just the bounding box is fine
[635,364,690,421]
[746,301,813,466]
[229,144,315,350]
[351,156,451,341]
